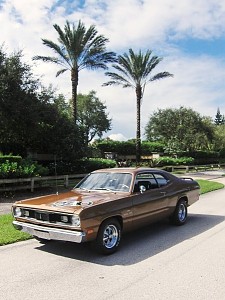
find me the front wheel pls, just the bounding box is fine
[94,218,121,255]
[171,199,187,226]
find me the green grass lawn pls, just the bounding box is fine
[197,179,224,194]
[0,179,224,246]
[0,214,32,246]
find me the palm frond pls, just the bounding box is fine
[149,71,173,81]
[55,69,68,77]
[32,55,69,69]
[104,48,173,92]
[103,72,134,88]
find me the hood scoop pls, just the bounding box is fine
[52,197,93,207]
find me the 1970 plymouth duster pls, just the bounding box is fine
[12,167,200,254]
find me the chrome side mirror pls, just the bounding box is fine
[139,185,146,194]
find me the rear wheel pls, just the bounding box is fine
[171,199,187,225]
[95,218,121,255]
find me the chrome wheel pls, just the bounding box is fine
[95,218,121,254]
[178,203,186,222]
[171,199,187,226]
[103,224,119,249]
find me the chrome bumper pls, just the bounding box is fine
[13,221,86,243]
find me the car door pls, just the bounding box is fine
[131,172,171,228]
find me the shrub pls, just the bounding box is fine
[152,156,194,167]
[176,151,219,164]
[48,158,117,175]
[84,158,117,171]
[92,140,165,156]
[219,148,225,158]
[0,158,49,179]
[0,155,22,164]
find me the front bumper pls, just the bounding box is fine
[13,220,86,243]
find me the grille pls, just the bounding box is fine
[20,208,72,225]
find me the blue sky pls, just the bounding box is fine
[1,0,225,140]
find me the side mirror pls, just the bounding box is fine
[139,185,146,194]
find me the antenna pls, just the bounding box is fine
[54,155,59,195]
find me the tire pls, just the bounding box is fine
[94,218,121,255]
[171,199,187,226]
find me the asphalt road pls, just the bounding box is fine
[0,188,225,300]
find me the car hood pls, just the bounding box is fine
[14,189,129,214]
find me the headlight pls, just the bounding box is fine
[71,214,80,226]
[14,207,22,217]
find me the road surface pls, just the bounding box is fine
[0,187,224,300]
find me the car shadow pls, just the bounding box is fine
[35,213,224,266]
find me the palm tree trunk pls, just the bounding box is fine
[136,85,142,164]
[71,68,78,124]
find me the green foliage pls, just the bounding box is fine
[104,48,173,162]
[219,148,225,158]
[48,158,117,175]
[77,91,112,145]
[141,141,165,154]
[214,108,225,125]
[152,156,194,167]
[197,179,224,194]
[145,107,215,152]
[95,140,136,155]
[0,159,49,179]
[213,124,225,152]
[0,46,85,159]
[0,214,32,246]
[84,158,117,171]
[0,155,22,164]
[92,140,165,156]
[33,20,116,123]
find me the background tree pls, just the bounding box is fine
[212,124,225,151]
[214,108,225,125]
[145,107,214,152]
[33,20,116,123]
[103,48,173,162]
[77,91,112,146]
[0,46,40,155]
[0,46,83,159]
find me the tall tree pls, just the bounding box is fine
[214,108,225,125]
[77,91,112,146]
[103,48,173,162]
[33,20,116,123]
[0,46,84,158]
[145,107,214,152]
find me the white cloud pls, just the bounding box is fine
[108,133,128,141]
[1,0,225,140]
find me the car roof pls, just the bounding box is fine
[92,167,170,176]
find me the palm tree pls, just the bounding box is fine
[103,48,173,163]
[33,20,116,124]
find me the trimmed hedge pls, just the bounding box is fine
[0,157,49,179]
[0,155,22,164]
[153,156,194,167]
[48,158,117,175]
[92,140,165,156]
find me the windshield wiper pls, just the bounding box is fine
[76,187,90,191]
[94,187,113,191]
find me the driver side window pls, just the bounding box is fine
[133,172,169,192]
[133,173,158,192]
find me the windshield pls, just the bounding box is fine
[75,172,132,192]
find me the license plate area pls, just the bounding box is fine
[35,212,49,222]
[34,229,50,240]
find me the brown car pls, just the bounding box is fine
[12,168,200,254]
